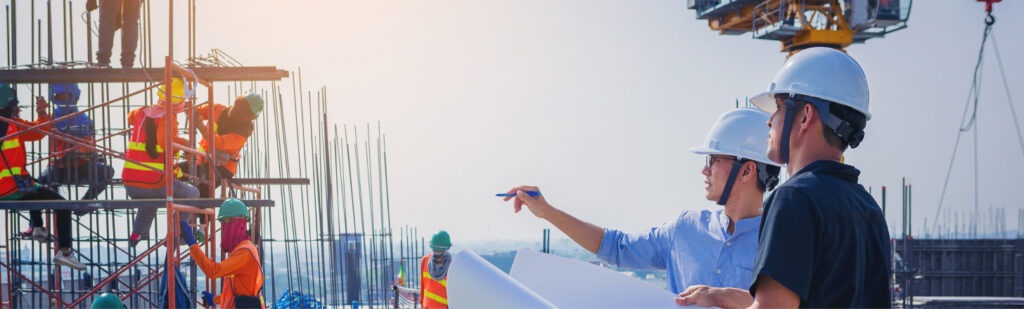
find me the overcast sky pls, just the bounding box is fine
[4,1,1023,242]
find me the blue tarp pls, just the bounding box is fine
[159,265,195,308]
[273,289,324,309]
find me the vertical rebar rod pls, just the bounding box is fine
[274,88,296,293]
[383,131,396,300]
[292,71,315,296]
[46,0,52,65]
[364,125,379,302]
[62,0,67,62]
[87,0,92,63]
[11,0,16,66]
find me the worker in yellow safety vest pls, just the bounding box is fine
[420,231,452,308]
[123,77,200,247]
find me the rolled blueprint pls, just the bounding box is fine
[510,249,702,308]
[447,250,556,308]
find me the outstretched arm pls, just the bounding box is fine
[503,185,604,253]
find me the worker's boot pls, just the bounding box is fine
[54,249,87,270]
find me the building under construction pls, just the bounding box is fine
[0,1,423,307]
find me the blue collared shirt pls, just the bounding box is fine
[596,209,760,293]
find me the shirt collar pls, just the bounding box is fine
[718,211,761,237]
[793,160,861,183]
[734,216,761,235]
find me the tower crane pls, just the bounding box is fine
[688,0,912,53]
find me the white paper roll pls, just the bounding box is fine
[510,249,702,308]
[447,250,556,308]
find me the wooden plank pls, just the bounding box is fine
[0,198,275,210]
[230,178,310,185]
[0,66,289,83]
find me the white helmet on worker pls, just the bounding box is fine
[750,47,870,119]
[691,108,782,205]
[749,47,871,163]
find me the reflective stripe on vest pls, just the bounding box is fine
[1,139,19,151]
[0,167,25,178]
[124,161,164,171]
[421,271,448,305]
[126,141,164,153]
[122,114,167,186]
[420,255,448,308]
[0,125,28,197]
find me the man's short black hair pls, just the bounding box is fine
[823,101,867,151]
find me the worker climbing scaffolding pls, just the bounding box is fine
[123,77,200,247]
[183,198,266,309]
[180,92,264,198]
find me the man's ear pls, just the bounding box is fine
[798,103,816,133]
[741,161,756,181]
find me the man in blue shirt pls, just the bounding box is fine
[504,108,780,300]
[38,83,115,207]
[742,47,892,307]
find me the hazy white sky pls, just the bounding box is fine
[5,1,1024,242]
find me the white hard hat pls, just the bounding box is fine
[749,47,871,120]
[690,108,779,167]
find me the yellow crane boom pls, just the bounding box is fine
[689,0,912,53]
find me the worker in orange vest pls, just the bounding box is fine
[182,198,265,309]
[420,231,452,308]
[179,93,264,197]
[0,83,86,270]
[123,78,200,247]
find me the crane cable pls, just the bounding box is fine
[931,11,1022,235]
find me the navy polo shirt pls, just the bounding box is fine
[750,160,892,307]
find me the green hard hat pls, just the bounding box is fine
[217,198,250,221]
[430,230,452,251]
[91,293,126,309]
[0,83,16,109]
[244,93,264,117]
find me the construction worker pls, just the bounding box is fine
[180,93,264,197]
[90,0,142,68]
[123,77,200,247]
[91,293,126,309]
[37,83,115,205]
[0,83,86,270]
[181,198,265,309]
[742,47,891,307]
[504,108,781,299]
[420,230,452,309]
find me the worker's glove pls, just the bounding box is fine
[199,291,215,307]
[180,221,197,246]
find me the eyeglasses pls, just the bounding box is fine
[705,155,736,169]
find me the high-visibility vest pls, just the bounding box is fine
[197,105,246,175]
[420,255,448,309]
[122,114,168,188]
[0,125,29,198]
[220,241,265,309]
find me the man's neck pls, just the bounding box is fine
[786,142,842,176]
[723,191,763,234]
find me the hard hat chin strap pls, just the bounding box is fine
[778,99,800,164]
[716,159,745,206]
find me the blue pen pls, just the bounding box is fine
[496,191,542,197]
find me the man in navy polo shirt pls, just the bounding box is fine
[744,47,892,307]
